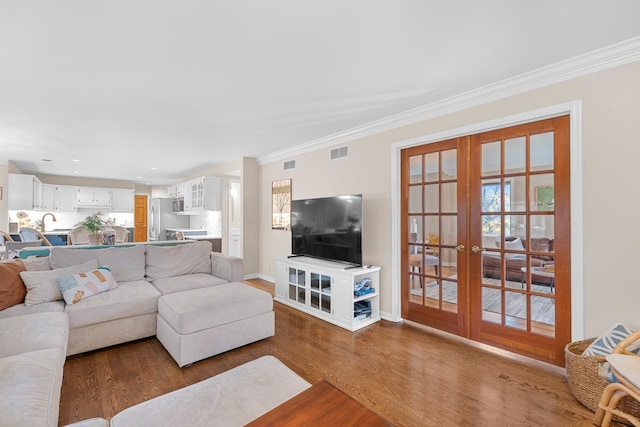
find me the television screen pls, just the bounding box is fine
[291,194,362,265]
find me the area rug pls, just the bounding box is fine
[410,276,555,325]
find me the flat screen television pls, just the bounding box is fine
[291,194,362,265]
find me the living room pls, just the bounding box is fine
[2,2,640,426]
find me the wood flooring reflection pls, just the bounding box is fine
[59,279,598,426]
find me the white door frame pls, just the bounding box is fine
[389,100,584,340]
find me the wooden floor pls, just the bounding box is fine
[59,279,600,426]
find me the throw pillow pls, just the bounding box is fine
[0,260,26,310]
[56,266,118,305]
[584,323,640,357]
[502,237,524,260]
[20,259,98,306]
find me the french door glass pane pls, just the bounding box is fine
[530,174,554,211]
[482,141,501,176]
[482,287,502,323]
[441,182,457,212]
[441,149,457,179]
[508,176,526,212]
[409,155,423,184]
[425,153,439,182]
[481,180,502,212]
[424,184,439,213]
[505,137,526,174]
[529,215,555,244]
[441,215,457,246]
[505,291,527,330]
[409,185,422,214]
[530,132,554,171]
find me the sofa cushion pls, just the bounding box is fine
[20,260,99,306]
[57,266,118,305]
[0,348,65,427]
[0,301,65,320]
[151,273,227,295]
[50,245,146,282]
[109,355,310,427]
[158,282,273,335]
[23,256,52,271]
[0,259,26,310]
[0,312,69,358]
[146,241,212,280]
[65,280,161,329]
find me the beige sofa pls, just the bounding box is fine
[0,241,279,426]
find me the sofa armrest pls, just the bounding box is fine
[211,252,244,282]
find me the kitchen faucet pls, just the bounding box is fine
[40,212,57,233]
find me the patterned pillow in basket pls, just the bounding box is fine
[583,323,640,382]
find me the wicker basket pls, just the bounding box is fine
[565,338,640,425]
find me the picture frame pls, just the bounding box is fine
[272,179,292,230]
[535,186,554,211]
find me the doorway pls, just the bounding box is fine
[401,115,571,366]
[133,195,148,242]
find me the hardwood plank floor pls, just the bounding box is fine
[59,279,599,426]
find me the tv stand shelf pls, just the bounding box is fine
[274,256,380,331]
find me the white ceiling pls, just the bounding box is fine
[2,1,640,185]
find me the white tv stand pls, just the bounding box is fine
[274,256,381,331]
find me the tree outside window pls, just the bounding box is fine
[481,182,510,235]
[272,179,292,230]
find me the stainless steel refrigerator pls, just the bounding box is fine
[149,198,189,241]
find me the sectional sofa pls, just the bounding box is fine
[0,241,287,426]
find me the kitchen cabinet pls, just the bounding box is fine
[184,176,221,212]
[54,185,78,211]
[77,187,111,207]
[8,174,43,210]
[110,188,134,213]
[41,184,55,211]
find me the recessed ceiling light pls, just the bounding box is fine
[150,167,157,170]
[73,171,79,174]
[145,182,151,185]
[71,159,80,162]
[136,176,142,179]
[41,159,52,162]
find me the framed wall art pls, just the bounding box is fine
[272,179,292,230]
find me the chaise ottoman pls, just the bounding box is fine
[157,282,275,367]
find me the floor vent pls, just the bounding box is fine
[330,146,349,160]
[284,160,296,170]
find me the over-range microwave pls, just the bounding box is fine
[172,197,184,213]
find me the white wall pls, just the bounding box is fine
[259,60,640,338]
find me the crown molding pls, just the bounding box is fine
[258,36,640,165]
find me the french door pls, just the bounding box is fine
[401,116,571,366]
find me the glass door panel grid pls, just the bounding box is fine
[407,150,458,313]
[479,133,556,338]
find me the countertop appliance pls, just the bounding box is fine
[150,198,190,241]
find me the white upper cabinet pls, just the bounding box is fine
[183,176,221,212]
[54,185,78,212]
[8,174,43,210]
[77,187,111,207]
[41,184,55,211]
[110,188,134,213]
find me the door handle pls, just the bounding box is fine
[455,244,465,252]
[472,245,486,253]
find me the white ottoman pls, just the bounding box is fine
[157,282,275,367]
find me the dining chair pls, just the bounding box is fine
[408,232,439,288]
[18,228,52,246]
[594,330,640,426]
[5,240,44,260]
[0,231,15,260]
[112,226,129,243]
[68,226,91,245]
